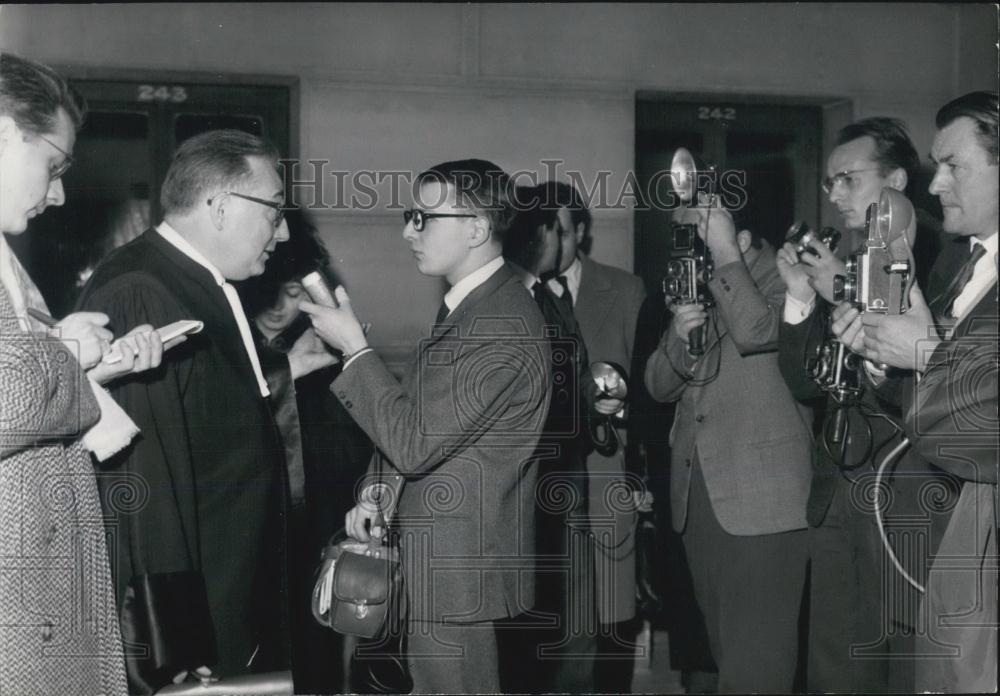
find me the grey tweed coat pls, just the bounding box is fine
[0,284,128,696]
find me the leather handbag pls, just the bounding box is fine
[311,535,404,641]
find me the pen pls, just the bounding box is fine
[26,307,58,327]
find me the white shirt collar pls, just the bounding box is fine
[443,255,505,313]
[546,255,582,305]
[155,221,270,398]
[508,261,542,291]
[970,231,998,258]
[156,221,226,286]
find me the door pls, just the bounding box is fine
[634,93,846,296]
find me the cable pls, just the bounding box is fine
[874,436,925,594]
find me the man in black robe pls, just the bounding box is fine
[76,130,297,693]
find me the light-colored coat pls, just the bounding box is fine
[574,256,647,624]
[0,285,127,696]
[644,243,813,536]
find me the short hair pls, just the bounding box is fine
[415,158,514,242]
[239,209,331,317]
[935,91,999,163]
[160,129,280,215]
[504,184,553,269]
[540,180,592,239]
[835,117,921,198]
[0,53,86,135]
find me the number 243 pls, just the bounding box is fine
[137,85,188,103]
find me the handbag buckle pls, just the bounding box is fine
[355,600,369,619]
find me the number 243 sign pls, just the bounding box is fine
[137,85,188,103]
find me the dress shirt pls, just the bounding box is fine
[950,232,998,323]
[783,291,816,325]
[546,256,582,306]
[156,222,270,397]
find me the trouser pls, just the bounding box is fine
[682,458,808,693]
[407,620,501,694]
[808,475,920,693]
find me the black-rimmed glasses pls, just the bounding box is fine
[207,191,288,228]
[403,208,477,232]
[821,168,880,194]
[36,133,74,181]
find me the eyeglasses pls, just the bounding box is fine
[36,133,74,181]
[403,208,477,232]
[207,191,288,228]
[821,168,880,194]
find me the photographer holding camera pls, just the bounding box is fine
[776,117,954,693]
[644,199,812,693]
[834,92,998,693]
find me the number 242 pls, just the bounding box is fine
[698,106,736,121]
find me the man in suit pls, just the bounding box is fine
[644,202,812,693]
[76,130,299,693]
[301,159,552,694]
[837,91,998,693]
[530,181,647,692]
[776,117,952,692]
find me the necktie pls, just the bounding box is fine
[533,281,590,381]
[931,242,987,322]
[435,301,450,325]
[555,274,573,301]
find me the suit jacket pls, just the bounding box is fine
[573,255,647,624]
[904,275,998,694]
[76,230,288,690]
[0,285,128,696]
[645,242,813,535]
[331,263,551,623]
[778,217,961,528]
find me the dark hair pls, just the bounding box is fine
[415,158,514,242]
[239,209,331,317]
[0,53,86,135]
[935,91,999,163]
[836,117,920,198]
[540,180,592,240]
[504,184,553,270]
[161,129,280,215]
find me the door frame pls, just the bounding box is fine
[53,65,300,160]
[633,90,853,283]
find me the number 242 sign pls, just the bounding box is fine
[137,85,188,103]
[697,106,736,121]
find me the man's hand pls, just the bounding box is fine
[830,301,866,353]
[799,241,847,304]
[670,302,707,345]
[298,286,369,357]
[88,324,176,385]
[692,196,741,266]
[55,311,113,369]
[776,243,815,304]
[172,665,213,686]
[859,284,939,371]
[345,485,387,542]
[288,327,339,379]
